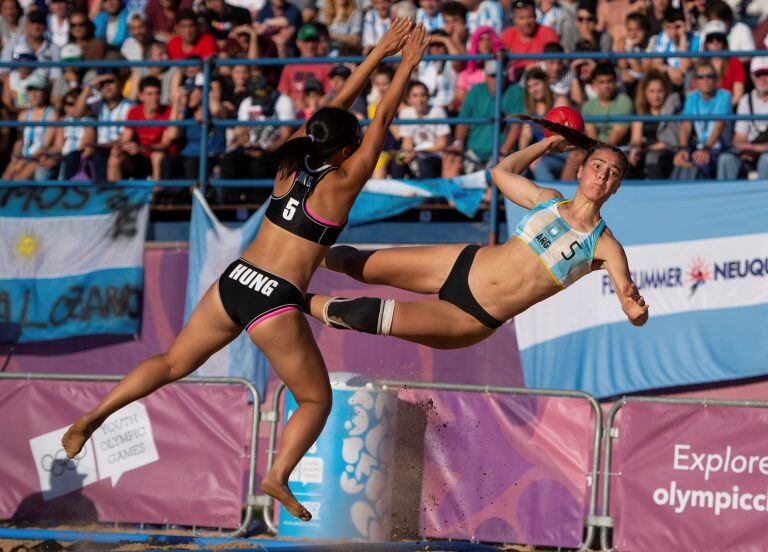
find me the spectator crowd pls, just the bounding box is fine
[3,0,768,198]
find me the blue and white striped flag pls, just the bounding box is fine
[0,186,151,343]
[505,180,768,397]
[184,189,270,396]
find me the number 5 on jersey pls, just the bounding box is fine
[283,198,300,221]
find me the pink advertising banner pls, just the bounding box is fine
[612,402,768,552]
[0,379,249,528]
[399,390,594,548]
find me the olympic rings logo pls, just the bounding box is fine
[40,447,88,476]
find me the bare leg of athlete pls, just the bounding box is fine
[323,244,466,294]
[307,294,494,349]
[248,310,331,522]
[61,284,241,459]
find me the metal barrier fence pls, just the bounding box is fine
[0,372,261,537]
[262,378,603,550]
[4,49,768,243]
[599,396,768,551]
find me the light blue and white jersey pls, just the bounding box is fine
[362,10,390,49]
[646,31,700,69]
[466,0,503,35]
[21,106,55,158]
[62,116,92,156]
[536,5,562,31]
[95,98,132,145]
[416,8,445,33]
[418,60,458,109]
[513,198,606,288]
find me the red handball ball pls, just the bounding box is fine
[543,106,585,137]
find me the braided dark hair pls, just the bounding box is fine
[275,107,361,178]
[512,113,598,150]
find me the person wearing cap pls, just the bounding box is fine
[672,59,732,179]
[700,19,745,107]
[298,76,323,118]
[716,57,768,180]
[2,72,58,181]
[501,0,558,81]
[254,0,303,57]
[444,59,524,177]
[324,63,366,118]
[220,72,295,192]
[277,23,333,108]
[50,42,85,109]
[0,9,61,82]
[706,1,754,64]
[646,8,695,88]
[0,45,36,111]
[167,8,218,59]
[362,0,392,54]
[319,0,362,50]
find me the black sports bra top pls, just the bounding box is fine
[265,156,345,246]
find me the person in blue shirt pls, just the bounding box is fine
[672,60,732,179]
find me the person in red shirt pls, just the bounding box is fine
[277,23,333,110]
[500,0,559,81]
[166,9,218,60]
[109,76,174,180]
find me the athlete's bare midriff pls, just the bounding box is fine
[468,239,565,321]
[239,170,353,291]
[240,219,330,292]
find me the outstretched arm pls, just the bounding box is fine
[288,18,412,140]
[594,229,649,327]
[489,135,565,209]
[337,24,431,188]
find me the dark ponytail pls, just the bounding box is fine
[275,107,361,178]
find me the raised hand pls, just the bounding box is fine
[375,17,411,57]
[400,23,430,67]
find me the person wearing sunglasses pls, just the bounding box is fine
[66,11,107,61]
[567,1,611,54]
[716,57,768,180]
[672,60,732,179]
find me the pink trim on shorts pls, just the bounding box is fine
[246,306,300,332]
[304,202,344,227]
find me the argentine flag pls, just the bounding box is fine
[0,186,151,343]
[505,180,768,398]
[184,189,270,397]
[352,171,488,222]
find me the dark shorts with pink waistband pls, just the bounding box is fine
[218,259,305,333]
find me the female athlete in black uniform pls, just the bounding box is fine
[61,19,431,521]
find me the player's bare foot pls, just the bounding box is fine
[61,415,99,459]
[261,474,312,521]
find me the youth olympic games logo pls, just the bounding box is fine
[686,257,712,297]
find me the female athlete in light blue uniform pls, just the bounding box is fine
[307,134,649,349]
